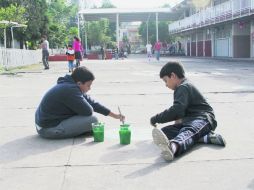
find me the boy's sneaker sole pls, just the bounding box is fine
[208,131,226,147]
[152,128,174,161]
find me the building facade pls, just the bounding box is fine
[119,22,142,50]
[168,0,254,58]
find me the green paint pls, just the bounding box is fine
[119,124,131,145]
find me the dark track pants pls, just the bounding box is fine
[161,119,211,156]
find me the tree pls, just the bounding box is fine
[23,0,48,49]
[0,4,27,48]
[138,21,174,45]
[87,19,111,47]
[82,0,116,49]
[0,0,79,49]
[100,0,116,8]
[0,0,48,49]
[47,0,78,48]
[0,4,26,23]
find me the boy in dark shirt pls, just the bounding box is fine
[150,62,225,161]
[35,66,125,139]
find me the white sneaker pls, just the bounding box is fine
[152,128,174,161]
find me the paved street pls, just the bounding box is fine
[0,55,254,190]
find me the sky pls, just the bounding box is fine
[92,0,183,9]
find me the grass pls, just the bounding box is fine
[0,65,4,73]
[0,63,41,75]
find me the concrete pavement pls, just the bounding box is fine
[0,55,254,190]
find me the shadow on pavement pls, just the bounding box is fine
[247,179,254,190]
[124,158,168,178]
[0,135,73,164]
[99,140,160,163]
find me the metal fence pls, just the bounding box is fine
[169,0,254,34]
[0,48,41,69]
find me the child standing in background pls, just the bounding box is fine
[66,45,75,73]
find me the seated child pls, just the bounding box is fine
[150,61,226,161]
[35,66,125,139]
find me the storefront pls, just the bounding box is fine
[214,25,232,57]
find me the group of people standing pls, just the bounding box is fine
[40,35,83,72]
[66,36,83,72]
[146,40,183,62]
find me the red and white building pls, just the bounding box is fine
[168,0,254,58]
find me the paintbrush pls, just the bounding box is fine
[118,106,125,125]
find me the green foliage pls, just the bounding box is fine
[0,0,79,49]
[122,35,129,43]
[139,21,174,45]
[84,0,116,48]
[47,0,79,48]
[69,27,78,37]
[24,0,48,48]
[0,3,27,48]
[87,19,111,46]
[0,0,49,49]
[100,0,116,8]
[0,4,26,24]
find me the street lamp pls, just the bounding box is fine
[146,14,151,45]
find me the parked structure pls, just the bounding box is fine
[78,8,173,53]
[168,0,254,58]
[119,22,142,51]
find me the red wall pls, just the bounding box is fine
[191,42,196,56]
[197,41,203,56]
[187,42,190,56]
[205,40,212,57]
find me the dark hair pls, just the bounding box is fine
[68,44,72,48]
[74,36,80,41]
[71,66,95,83]
[42,35,47,39]
[160,61,185,79]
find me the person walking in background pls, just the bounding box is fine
[41,35,49,70]
[66,44,75,73]
[100,46,105,60]
[154,40,162,61]
[146,42,152,62]
[112,46,118,60]
[178,41,182,54]
[73,36,82,68]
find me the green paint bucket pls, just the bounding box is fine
[119,124,131,145]
[92,122,104,142]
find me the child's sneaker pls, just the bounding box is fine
[152,128,174,161]
[208,131,226,147]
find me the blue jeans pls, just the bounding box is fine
[161,119,211,156]
[68,61,74,70]
[155,50,160,61]
[36,115,98,139]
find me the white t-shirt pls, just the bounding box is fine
[146,44,152,53]
[41,40,49,51]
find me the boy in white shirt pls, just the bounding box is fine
[146,42,152,61]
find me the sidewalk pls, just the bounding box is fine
[0,56,254,190]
